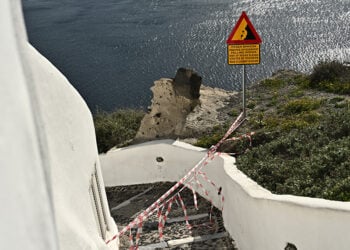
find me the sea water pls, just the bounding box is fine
[22,0,350,112]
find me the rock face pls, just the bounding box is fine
[135,69,237,141]
[135,68,202,140]
[182,86,237,138]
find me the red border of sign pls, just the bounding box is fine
[226,11,262,45]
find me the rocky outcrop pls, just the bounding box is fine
[135,69,237,141]
[182,86,237,138]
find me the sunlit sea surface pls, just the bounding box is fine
[23,0,350,112]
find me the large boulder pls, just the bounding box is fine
[135,68,201,141]
[135,68,237,141]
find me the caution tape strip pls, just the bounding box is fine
[225,132,255,145]
[128,229,134,250]
[187,183,198,210]
[105,112,245,245]
[158,197,175,242]
[177,193,191,230]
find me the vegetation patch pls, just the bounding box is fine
[308,60,350,94]
[196,61,350,201]
[281,98,322,115]
[237,110,350,201]
[93,109,145,153]
[260,78,285,89]
[195,124,227,148]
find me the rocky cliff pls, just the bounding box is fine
[135,68,237,141]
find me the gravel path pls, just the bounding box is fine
[106,182,238,249]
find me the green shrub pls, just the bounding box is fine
[262,112,320,132]
[93,109,145,153]
[266,92,279,107]
[310,60,349,86]
[293,75,310,88]
[247,100,257,109]
[236,109,350,201]
[195,133,223,148]
[282,98,321,115]
[280,119,309,131]
[288,89,304,98]
[260,78,285,89]
[319,81,350,95]
[228,108,239,117]
[308,61,350,94]
[264,116,282,129]
[249,112,266,129]
[300,111,322,123]
[329,97,345,104]
[335,101,350,109]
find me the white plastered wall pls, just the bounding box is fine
[100,140,350,250]
[1,0,118,249]
[0,0,58,249]
[24,44,119,250]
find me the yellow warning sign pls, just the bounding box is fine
[231,19,250,41]
[226,11,262,45]
[227,44,260,65]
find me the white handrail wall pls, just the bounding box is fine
[100,140,350,250]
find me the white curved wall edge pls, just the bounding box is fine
[1,0,118,249]
[25,44,119,250]
[1,0,58,249]
[100,139,350,250]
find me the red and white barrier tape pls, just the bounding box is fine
[177,193,191,230]
[225,132,255,145]
[105,112,245,245]
[209,203,215,223]
[197,170,225,211]
[128,229,134,250]
[194,173,209,197]
[135,215,143,247]
[187,183,198,210]
[158,197,175,241]
[198,170,218,189]
[208,112,245,154]
[111,150,215,241]
[157,205,165,241]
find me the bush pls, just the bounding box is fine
[195,125,226,148]
[260,78,285,89]
[236,109,350,201]
[308,60,350,94]
[195,133,223,148]
[318,81,350,95]
[282,98,322,115]
[93,109,145,153]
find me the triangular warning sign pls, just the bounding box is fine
[226,11,262,44]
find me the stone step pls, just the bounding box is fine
[110,186,153,211]
[138,232,229,249]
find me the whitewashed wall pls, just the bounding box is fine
[24,44,119,250]
[100,140,350,250]
[101,140,206,186]
[0,1,58,249]
[1,1,118,249]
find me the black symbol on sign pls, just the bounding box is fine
[240,25,256,40]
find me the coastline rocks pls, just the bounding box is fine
[135,68,237,141]
[135,68,201,141]
[182,86,237,138]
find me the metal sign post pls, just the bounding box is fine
[226,11,262,119]
[242,65,246,118]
